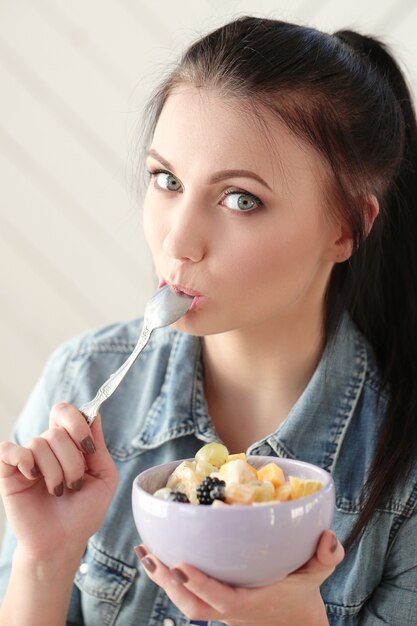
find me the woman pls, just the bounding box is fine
[0,16,416,625]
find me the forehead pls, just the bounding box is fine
[152,86,328,188]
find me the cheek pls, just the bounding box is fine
[142,198,162,252]
[218,222,327,292]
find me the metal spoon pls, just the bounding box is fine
[80,284,194,425]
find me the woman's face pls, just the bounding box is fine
[143,87,347,337]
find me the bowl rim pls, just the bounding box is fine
[133,455,335,512]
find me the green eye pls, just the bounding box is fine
[223,191,261,212]
[155,172,182,191]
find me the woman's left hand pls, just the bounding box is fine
[134,529,344,626]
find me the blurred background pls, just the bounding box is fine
[0,0,416,535]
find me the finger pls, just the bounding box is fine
[50,403,96,456]
[295,530,345,584]
[316,530,345,567]
[135,551,218,622]
[0,441,39,481]
[40,427,85,491]
[85,413,117,486]
[25,437,64,496]
[169,562,241,615]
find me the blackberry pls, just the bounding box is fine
[196,476,226,505]
[167,491,190,503]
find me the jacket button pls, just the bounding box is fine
[79,562,89,575]
[258,444,272,455]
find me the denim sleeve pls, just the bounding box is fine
[0,340,84,625]
[359,505,417,625]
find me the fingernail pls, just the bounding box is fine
[141,556,156,573]
[54,482,64,497]
[330,533,338,553]
[71,478,83,491]
[134,545,147,559]
[81,436,96,455]
[30,465,41,478]
[171,567,188,584]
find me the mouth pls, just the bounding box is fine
[159,278,204,311]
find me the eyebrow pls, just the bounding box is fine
[147,148,272,191]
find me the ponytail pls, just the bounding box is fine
[333,30,417,548]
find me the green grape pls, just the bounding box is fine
[195,442,229,468]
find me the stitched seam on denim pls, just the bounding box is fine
[326,335,367,474]
[73,321,177,359]
[105,605,123,626]
[387,481,417,547]
[132,332,182,446]
[149,589,188,626]
[365,375,388,399]
[267,440,295,459]
[71,322,177,360]
[325,600,363,615]
[88,541,137,580]
[74,573,128,605]
[336,495,412,515]
[118,425,196,457]
[74,544,136,605]
[193,348,219,440]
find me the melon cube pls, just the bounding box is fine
[275,483,292,501]
[257,462,285,487]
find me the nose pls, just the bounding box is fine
[162,200,207,263]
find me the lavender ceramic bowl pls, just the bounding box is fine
[132,456,335,587]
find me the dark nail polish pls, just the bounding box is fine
[54,482,64,497]
[71,478,83,491]
[330,533,338,553]
[134,545,147,559]
[30,465,41,478]
[141,556,156,574]
[81,436,96,455]
[171,567,188,584]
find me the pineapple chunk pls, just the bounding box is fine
[257,462,285,487]
[289,476,323,499]
[226,453,247,463]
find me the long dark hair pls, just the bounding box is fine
[141,17,417,549]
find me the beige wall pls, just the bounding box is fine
[1,0,416,537]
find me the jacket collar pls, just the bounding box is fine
[134,315,368,471]
[261,315,368,472]
[132,330,218,450]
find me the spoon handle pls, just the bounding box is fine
[79,324,152,426]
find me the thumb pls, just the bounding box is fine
[316,530,345,569]
[294,530,345,584]
[85,413,117,484]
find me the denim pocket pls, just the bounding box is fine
[74,541,137,626]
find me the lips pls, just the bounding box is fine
[159,278,203,299]
[159,278,204,313]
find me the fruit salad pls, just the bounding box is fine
[153,443,323,506]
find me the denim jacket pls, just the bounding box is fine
[1,314,417,626]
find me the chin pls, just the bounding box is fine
[170,312,241,337]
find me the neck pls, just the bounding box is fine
[202,310,325,452]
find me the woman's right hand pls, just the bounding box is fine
[0,403,118,565]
